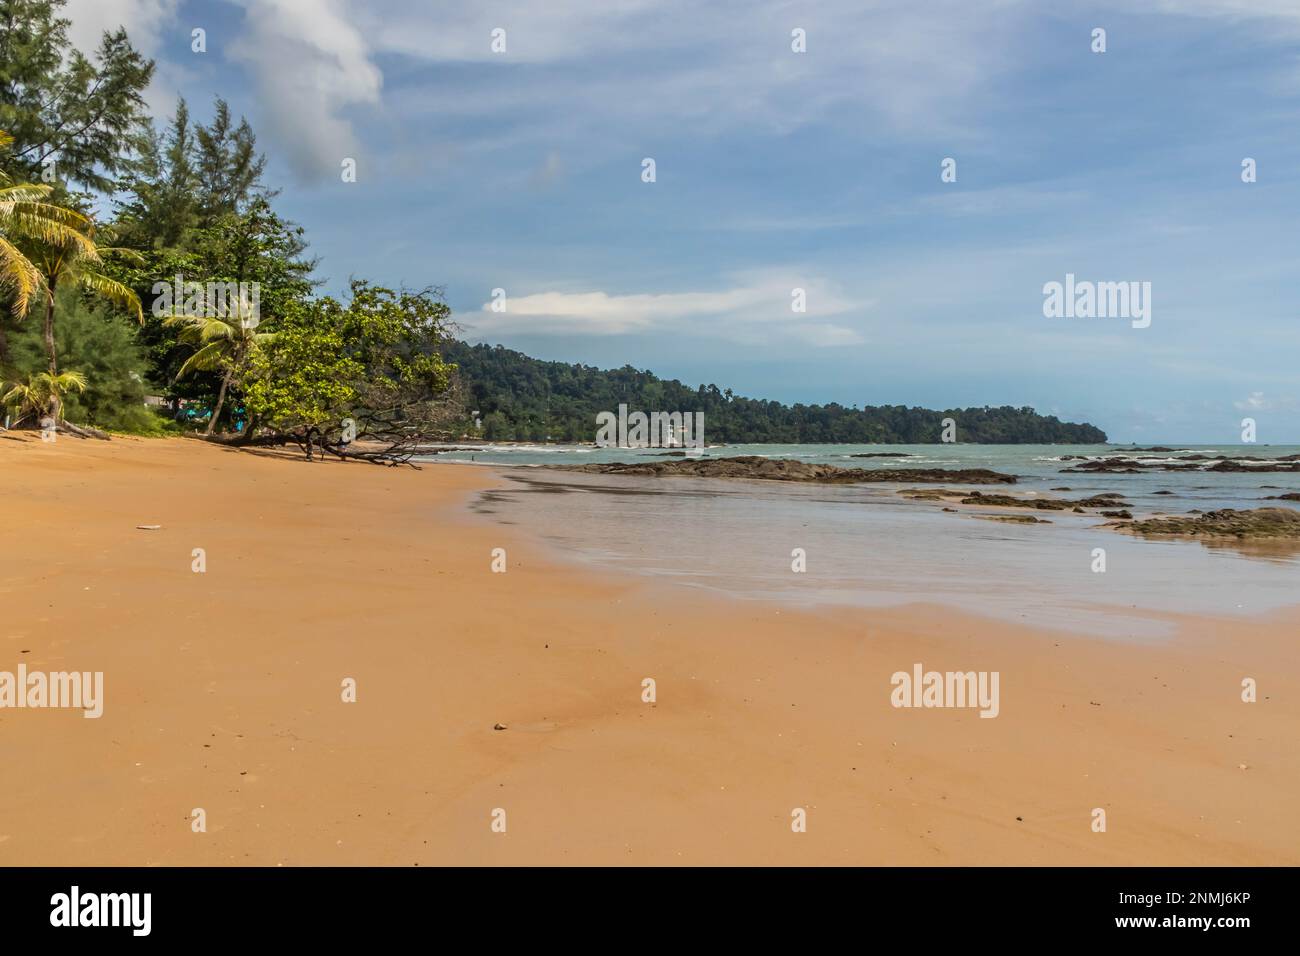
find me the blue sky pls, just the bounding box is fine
[66,0,1300,441]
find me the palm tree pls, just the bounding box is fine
[0,130,103,365]
[2,369,88,426]
[166,304,274,435]
[26,228,143,376]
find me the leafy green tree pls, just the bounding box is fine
[114,97,270,250]
[112,100,200,250]
[0,0,153,192]
[4,285,155,431]
[11,296,154,429]
[244,282,457,444]
[105,196,314,412]
[194,99,267,222]
[242,306,361,435]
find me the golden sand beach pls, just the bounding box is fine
[1,436,1296,865]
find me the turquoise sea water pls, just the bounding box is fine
[427,443,1300,638]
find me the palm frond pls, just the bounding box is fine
[78,270,143,322]
[0,234,46,317]
[51,370,88,393]
[174,340,227,380]
[1,382,33,405]
[94,246,147,265]
[0,201,98,259]
[0,183,53,203]
[163,313,238,343]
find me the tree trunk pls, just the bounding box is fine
[43,277,58,375]
[206,367,232,436]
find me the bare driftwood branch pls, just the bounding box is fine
[1,414,110,440]
[61,421,111,440]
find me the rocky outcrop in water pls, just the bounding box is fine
[959,493,1066,510]
[1206,459,1300,473]
[1062,453,1300,474]
[925,490,1133,511]
[1061,457,1200,473]
[1116,508,1300,538]
[551,455,1017,484]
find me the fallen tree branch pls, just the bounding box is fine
[306,426,425,467]
[61,421,111,441]
[0,416,111,440]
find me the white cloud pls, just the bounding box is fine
[1147,0,1300,25]
[61,0,1300,189]
[228,0,382,181]
[67,0,384,181]
[359,0,1036,155]
[468,274,865,346]
[1234,392,1298,412]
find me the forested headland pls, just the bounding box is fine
[447,341,1107,444]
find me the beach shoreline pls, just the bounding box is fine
[2,435,1296,865]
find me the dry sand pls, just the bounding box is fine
[1,434,1296,865]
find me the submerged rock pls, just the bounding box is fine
[1061,460,1145,473]
[959,492,1066,511]
[943,490,1132,511]
[1075,494,1131,507]
[1207,460,1300,473]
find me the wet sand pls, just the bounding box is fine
[470,469,1300,639]
[1,434,1296,865]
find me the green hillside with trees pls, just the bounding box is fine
[446,341,1107,444]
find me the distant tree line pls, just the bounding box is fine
[445,342,1108,444]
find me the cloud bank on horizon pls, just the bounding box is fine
[63,0,1300,441]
